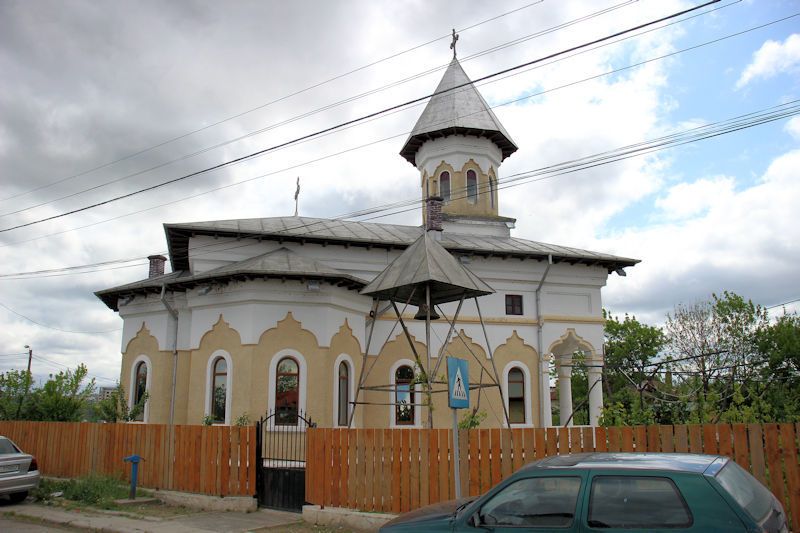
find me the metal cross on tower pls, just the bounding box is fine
[450,28,459,59]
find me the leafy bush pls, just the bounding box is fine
[62,474,130,506]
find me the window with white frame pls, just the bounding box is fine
[440,171,451,201]
[466,169,478,204]
[276,356,300,425]
[395,365,415,425]
[508,367,526,424]
[337,361,350,426]
[210,356,228,424]
[132,361,147,422]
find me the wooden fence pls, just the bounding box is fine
[306,423,800,531]
[0,421,257,497]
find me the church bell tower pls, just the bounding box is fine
[400,40,518,236]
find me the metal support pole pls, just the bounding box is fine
[452,409,462,499]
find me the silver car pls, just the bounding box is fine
[0,436,40,503]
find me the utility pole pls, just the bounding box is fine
[15,345,32,419]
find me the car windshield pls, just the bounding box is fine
[716,461,774,521]
[0,438,19,454]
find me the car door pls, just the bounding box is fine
[576,470,747,532]
[454,469,588,532]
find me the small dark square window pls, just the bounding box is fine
[506,295,523,315]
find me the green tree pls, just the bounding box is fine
[755,312,800,421]
[26,364,96,422]
[0,370,33,420]
[603,311,666,412]
[93,385,148,423]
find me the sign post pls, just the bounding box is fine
[447,357,469,499]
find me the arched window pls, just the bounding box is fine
[490,176,496,209]
[508,367,526,424]
[337,362,350,426]
[211,357,227,424]
[466,169,478,204]
[132,361,148,422]
[395,365,415,425]
[440,171,451,201]
[276,357,299,425]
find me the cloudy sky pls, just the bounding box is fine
[0,0,798,385]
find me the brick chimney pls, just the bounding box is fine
[147,255,167,278]
[426,196,443,234]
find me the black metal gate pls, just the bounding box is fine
[255,409,315,512]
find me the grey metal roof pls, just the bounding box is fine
[399,58,518,165]
[361,232,494,306]
[164,216,639,272]
[95,247,366,311]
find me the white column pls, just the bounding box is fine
[588,363,603,427]
[558,359,573,427]
[539,354,552,427]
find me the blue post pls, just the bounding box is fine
[123,454,142,500]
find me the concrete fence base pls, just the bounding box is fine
[302,505,397,532]
[154,489,257,512]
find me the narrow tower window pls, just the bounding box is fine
[440,171,451,201]
[467,170,478,204]
[490,176,496,209]
[508,367,526,424]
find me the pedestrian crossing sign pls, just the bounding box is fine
[447,357,470,409]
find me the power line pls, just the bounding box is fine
[31,354,117,383]
[0,1,641,220]
[0,301,121,334]
[0,0,723,235]
[0,0,764,251]
[0,1,546,205]
[766,298,800,310]
[1,97,798,280]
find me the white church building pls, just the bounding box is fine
[96,55,638,429]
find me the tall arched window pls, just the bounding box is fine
[211,357,228,424]
[490,176,496,209]
[395,365,415,425]
[132,361,148,422]
[508,367,526,424]
[466,169,478,204]
[440,171,451,201]
[276,357,299,425]
[337,362,350,426]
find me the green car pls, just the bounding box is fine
[380,453,788,532]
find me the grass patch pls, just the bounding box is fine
[33,474,151,509]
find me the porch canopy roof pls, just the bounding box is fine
[360,231,494,306]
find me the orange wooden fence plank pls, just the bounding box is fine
[399,430,410,513]
[703,424,718,455]
[391,430,401,514]
[479,429,491,494]
[764,424,786,508]
[490,429,501,486]
[718,424,733,458]
[501,429,512,479]
[621,426,634,452]
[646,425,660,452]
[409,429,420,512]
[779,424,800,533]
[428,429,439,503]
[440,429,452,501]
[748,424,766,484]
[468,429,479,497]
[419,429,429,507]
[534,428,546,459]
[607,427,620,452]
[511,428,524,471]
[660,425,674,453]
[546,428,558,456]
[459,429,469,498]
[674,425,688,453]
[595,427,608,452]
[558,427,570,455]
[582,426,595,453]
[732,424,749,471]
[382,429,392,512]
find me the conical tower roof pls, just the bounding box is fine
[399,58,518,166]
[361,232,494,306]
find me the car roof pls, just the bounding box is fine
[520,452,724,474]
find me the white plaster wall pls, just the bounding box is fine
[415,135,502,178]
